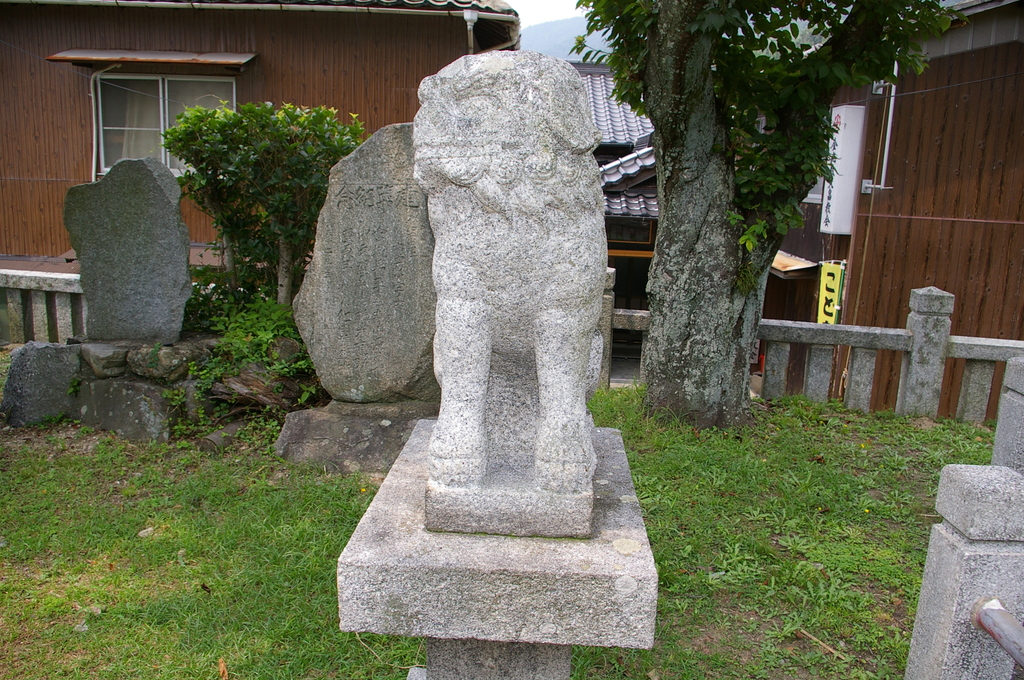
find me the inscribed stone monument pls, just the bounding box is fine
[412,50,607,538]
[294,123,438,404]
[64,157,191,344]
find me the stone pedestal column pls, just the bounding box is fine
[905,465,1024,680]
[408,639,570,680]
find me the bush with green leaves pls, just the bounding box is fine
[164,102,364,305]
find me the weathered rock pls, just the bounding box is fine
[294,123,438,404]
[268,337,303,364]
[275,400,439,474]
[77,378,171,441]
[0,342,81,426]
[80,343,129,378]
[64,157,191,344]
[413,51,606,538]
[127,343,208,382]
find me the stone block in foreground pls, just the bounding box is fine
[0,342,81,426]
[275,400,439,474]
[337,420,657,649]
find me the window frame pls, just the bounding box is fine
[96,73,236,174]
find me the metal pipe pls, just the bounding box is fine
[861,63,897,193]
[464,9,478,55]
[89,63,121,182]
[972,598,1024,668]
[878,63,898,188]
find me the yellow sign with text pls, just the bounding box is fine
[817,261,846,324]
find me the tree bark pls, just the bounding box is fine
[276,237,293,305]
[222,233,237,288]
[640,0,781,428]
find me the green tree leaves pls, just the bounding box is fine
[163,103,364,304]
[575,0,953,250]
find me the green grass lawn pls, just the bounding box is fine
[0,379,993,679]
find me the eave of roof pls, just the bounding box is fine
[48,49,257,65]
[600,146,656,187]
[604,189,658,219]
[1,0,518,22]
[941,0,1019,16]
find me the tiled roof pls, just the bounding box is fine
[573,64,654,146]
[941,0,1017,14]
[84,0,517,14]
[600,146,655,186]
[605,188,658,218]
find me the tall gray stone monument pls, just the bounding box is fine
[64,157,191,344]
[294,123,439,404]
[281,123,440,475]
[337,51,657,680]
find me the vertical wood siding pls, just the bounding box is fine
[842,41,1024,417]
[0,4,465,256]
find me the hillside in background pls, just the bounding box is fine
[519,16,609,61]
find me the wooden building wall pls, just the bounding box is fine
[840,40,1024,418]
[0,4,466,256]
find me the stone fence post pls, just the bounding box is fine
[905,464,1024,680]
[896,287,954,418]
[599,267,616,391]
[993,357,1024,473]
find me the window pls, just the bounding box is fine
[97,75,235,172]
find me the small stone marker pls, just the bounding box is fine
[413,50,607,539]
[294,123,439,404]
[337,51,657,680]
[64,157,191,344]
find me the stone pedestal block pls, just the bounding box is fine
[80,343,129,378]
[338,421,657,656]
[77,378,172,442]
[275,400,439,474]
[0,342,81,426]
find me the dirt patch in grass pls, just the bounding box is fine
[909,417,939,430]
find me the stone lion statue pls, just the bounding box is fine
[413,51,606,535]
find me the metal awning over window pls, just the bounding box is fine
[47,50,257,67]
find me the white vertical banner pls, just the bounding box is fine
[819,105,866,235]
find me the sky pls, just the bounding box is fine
[507,0,586,28]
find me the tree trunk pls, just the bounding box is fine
[276,237,293,305]
[640,0,781,428]
[222,233,237,288]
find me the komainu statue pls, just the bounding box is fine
[413,50,607,538]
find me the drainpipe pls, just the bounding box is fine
[464,9,479,54]
[89,63,120,182]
